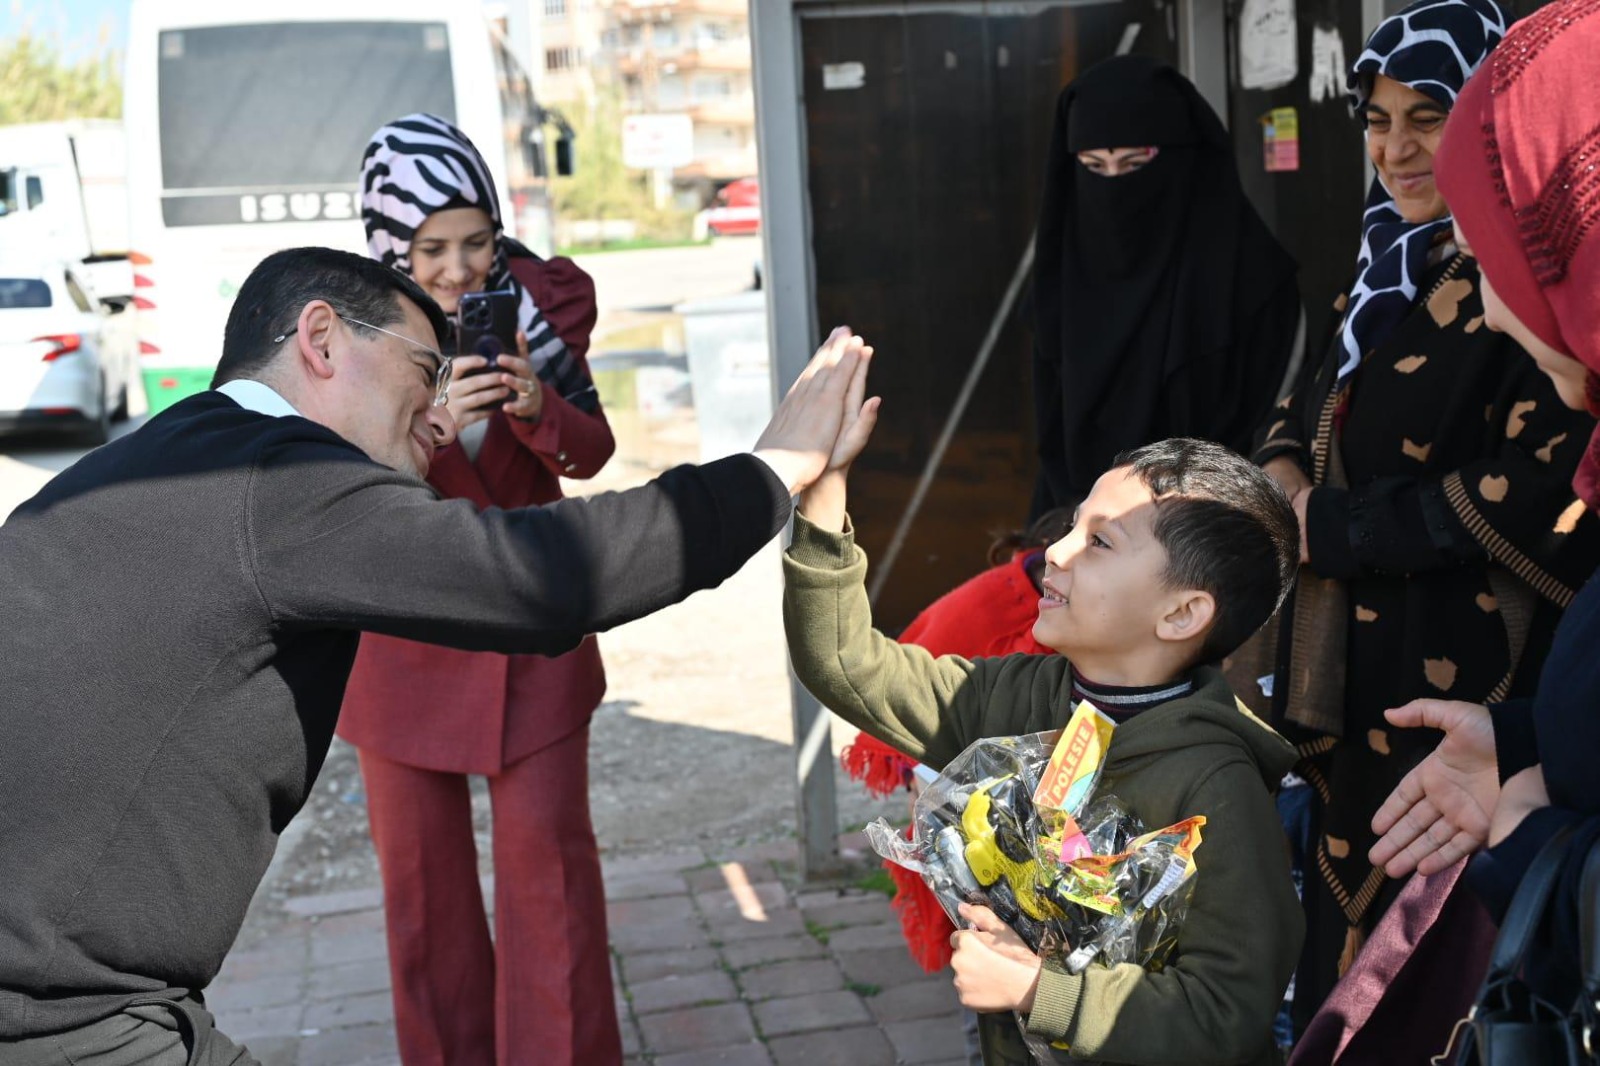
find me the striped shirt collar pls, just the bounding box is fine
[1071,671,1195,720]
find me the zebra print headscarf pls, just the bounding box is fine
[360,113,596,411]
[1332,0,1509,394]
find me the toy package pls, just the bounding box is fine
[864,705,1204,1060]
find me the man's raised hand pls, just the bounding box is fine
[752,327,871,495]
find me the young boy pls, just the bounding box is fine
[785,409,1304,1065]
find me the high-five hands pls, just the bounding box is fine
[752,326,877,496]
[827,341,881,474]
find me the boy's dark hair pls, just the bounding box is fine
[213,246,449,386]
[1113,438,1298,664]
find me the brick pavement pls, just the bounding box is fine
[207,833,973,1066]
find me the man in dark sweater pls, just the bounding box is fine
[0,247,871,1065]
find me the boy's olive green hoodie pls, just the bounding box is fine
[784,515,1303,1066]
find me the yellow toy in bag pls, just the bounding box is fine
[1033,702,1116,861]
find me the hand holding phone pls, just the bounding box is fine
[456,289,521,367]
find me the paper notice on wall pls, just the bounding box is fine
[822,62,866,91]
[1239,0,1298,91]
[1309,23,1347,103]
[1263,107,1301,172]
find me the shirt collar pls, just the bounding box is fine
[216,379,302,419]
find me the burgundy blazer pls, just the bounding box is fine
[337,255,615,774]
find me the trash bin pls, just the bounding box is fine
[673,290,772,463]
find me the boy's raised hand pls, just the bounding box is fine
[827,341,880,473]
[752,326,869,496]
[950,902,1043,1013]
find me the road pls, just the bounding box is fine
[0,238,764,521]
[572,234,761,323]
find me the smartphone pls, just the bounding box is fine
[455,289,520,367]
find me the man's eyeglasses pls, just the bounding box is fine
[273,315,453,406]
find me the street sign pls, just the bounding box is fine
[621,113,694,170]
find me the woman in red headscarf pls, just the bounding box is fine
[1309,3,1600,1055]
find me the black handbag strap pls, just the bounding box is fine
[1484,823,1580,983]
[1578,831,1600,1042]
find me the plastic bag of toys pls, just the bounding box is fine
[863,705,1205,1059]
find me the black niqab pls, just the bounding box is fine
[1031,56,1301,511]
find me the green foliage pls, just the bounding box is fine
[552,85,694,244]
[855,867,897,898]
[555,236,709,257]
[0,32,122,124]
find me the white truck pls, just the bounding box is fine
[0,120,134,307]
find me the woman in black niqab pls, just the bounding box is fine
[1031,55,1301,514]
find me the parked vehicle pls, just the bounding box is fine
[698,177,761,238]
[0,260,137,445]
[0,121,134,308]
[124,0,558,413]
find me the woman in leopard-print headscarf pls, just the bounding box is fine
[1240,0,1600,1035]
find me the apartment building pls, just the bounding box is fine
[497,0,757,202]
[533,0,604,103]
[605,0,757,199]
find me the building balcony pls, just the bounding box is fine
[688,97,755,125]
[613,41,751,75]
[676,144,759,181]
[608,0,749,20]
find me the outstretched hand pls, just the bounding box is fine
[1369,699,1499,877]
[950,902,1043,1013]
[752,326,870,496]
[827,339,880,472]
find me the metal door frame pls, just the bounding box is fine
[752,0,1232,878]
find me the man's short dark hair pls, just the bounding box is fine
[213,246,450,386]
[1113,438,1298,664]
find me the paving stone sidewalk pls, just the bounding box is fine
[208,832,972,1066]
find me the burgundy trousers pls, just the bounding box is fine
[358,726,621,1066]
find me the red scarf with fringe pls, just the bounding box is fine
[838,553,1053,972]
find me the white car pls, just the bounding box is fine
[0,261,136,444]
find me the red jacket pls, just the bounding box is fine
[898,551,1053,658]
[337,255,615,774]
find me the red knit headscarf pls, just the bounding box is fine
[1434,0,1600,507]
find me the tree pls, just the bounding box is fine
[552,85,692,243]
[0,32,122,124]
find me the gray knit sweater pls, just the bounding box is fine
[0,391,790,1035]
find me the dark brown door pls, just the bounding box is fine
[799,2,1180,631]
[1224,0,1368,350]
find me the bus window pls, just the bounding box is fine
[156,22,457,227]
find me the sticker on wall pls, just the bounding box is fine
[1262,107,1301,172]
[822,62,866,91]
[1308,23,1347,103]
[1238,0,1297,91]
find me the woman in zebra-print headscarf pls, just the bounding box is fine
[1242,0,1600,1047]
[338,113,623,1064]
